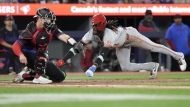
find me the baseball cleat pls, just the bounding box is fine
[178,54,187,71]
[13,71,25,82]
[86,70,94,77]
[150,63,159,79]
[13,67,30,83]
[32,76,52,84]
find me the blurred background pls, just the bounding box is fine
[0,0,190,74]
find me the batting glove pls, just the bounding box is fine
[85,65,97,77]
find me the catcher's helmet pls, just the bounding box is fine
[92,13,107,31]
[34,7,56,32]
[34,7,56,20]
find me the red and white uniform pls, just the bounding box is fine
[82,26,182,71]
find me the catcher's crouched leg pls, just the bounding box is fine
[46,62,66,82]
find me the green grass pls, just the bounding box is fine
[68,74,149,80]
[0,87,190,95]
[141,82,190,86]
[0,72,190,107]
[1,100,190,107]
[157,73,190,79]
[0,76,13,81]
[1,72,190,80]
[67,72,190,80]
[0,87,190,107]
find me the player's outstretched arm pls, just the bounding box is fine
[85,47,110,77]
[56,39,86,67]
[56,28,91,67]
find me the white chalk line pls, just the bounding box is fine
[0,93,190,105]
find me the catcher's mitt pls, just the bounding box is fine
[73,42,85,58]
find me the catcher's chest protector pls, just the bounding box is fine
[22,21,54,50]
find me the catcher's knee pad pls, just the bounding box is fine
[51,70,66,83]
[58,70,66,82]
[34,56,47,74]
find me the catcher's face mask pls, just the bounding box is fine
[34,7,56,32]
[41,17,51,25]
[43,12,56,32]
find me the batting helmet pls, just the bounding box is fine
[92,13,107,31]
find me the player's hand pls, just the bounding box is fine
[85,65,97,77]
[19,54,27,65]
[56,59,65,67]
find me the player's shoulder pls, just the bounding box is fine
[117,26,124,31]
[19,21,35,39]
[20,30,33,39]
[139,19,145,24]
[182,23,189,29]
[124,26,136,31]
[26,21,35,27]
[26,21,36,34]
[88,28,93,32]
[104,28,113,33]
[104,27,121,34]
[103,28,120,41]
[84,28,93,36]
[167,24,175,30]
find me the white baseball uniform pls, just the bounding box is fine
[81,27,182,71]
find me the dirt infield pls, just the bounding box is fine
[1,72,190,89]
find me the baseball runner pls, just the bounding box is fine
[12,7,84,84]
[56,13,186,79]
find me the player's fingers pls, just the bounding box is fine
[20,59,27,65]
[24,60,28,65]
[20,59,23,63]
[21,60,25,64]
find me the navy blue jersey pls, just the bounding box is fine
[0,27,19,50]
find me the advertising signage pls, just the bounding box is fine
[0,4,190,16]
